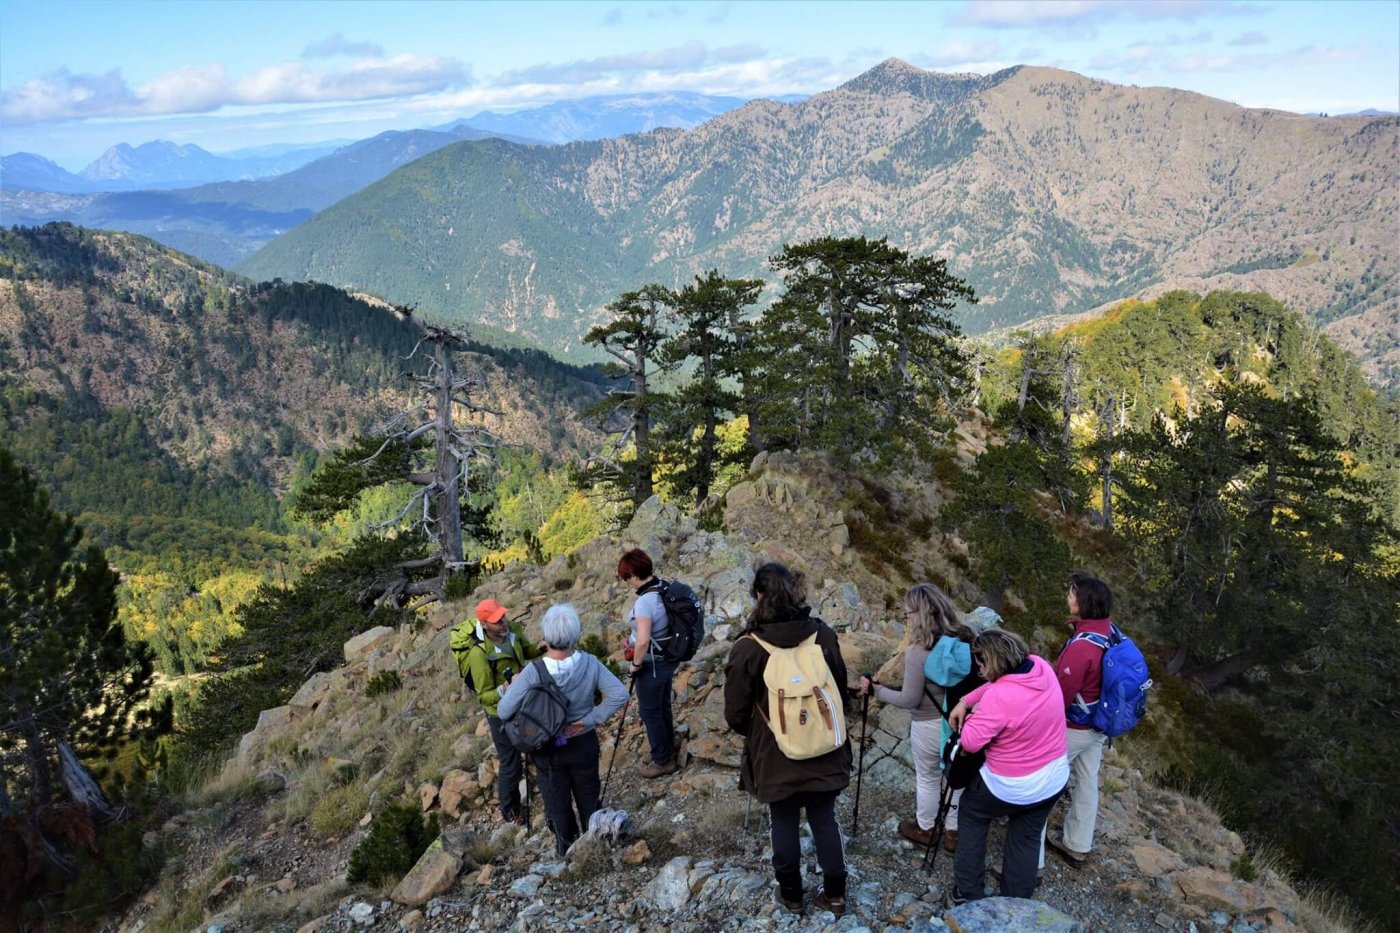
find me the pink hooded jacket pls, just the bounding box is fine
[960,655,1068,778]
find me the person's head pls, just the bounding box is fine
[540,603,582,651]
[617,548,655,585]
[748,562,807,626]
[475,598,509,641]
[971,629,1030,681]
[903,583,972,648]
[1068,572,1112,620]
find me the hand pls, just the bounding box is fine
[564,721,586,739]
[858,675,873,696]
[498,680,510,694]
[948,700,969,731]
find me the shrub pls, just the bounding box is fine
[365,670,403,698]
[310,782,370,838]
[347,801,438,886]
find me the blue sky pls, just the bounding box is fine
[2,0,1397,168]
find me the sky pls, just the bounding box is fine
[2,0,1397,169]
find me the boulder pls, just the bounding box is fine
[1172,866,1262,913]
[945,897,1082,932]
[1131,841,1187,877]
[344,626,396,664]
[391,839,463,907]
[646,856,694,910]
[237,705,303,763]
[438,770,479,818]
[289,673,332,711]
[418,782,439,812]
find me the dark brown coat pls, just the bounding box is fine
[723,609,853,804]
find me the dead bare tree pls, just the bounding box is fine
[359,322,500,609]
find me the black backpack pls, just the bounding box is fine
[501,660,571,753]
[942,729,987,790]
[649,579,705,663]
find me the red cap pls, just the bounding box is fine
[475,598,508,624]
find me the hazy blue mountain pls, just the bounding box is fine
[450,91,752,143]
[0,125,547,267]
[0,153,93,193]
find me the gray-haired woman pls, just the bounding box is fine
[497,603,628,855]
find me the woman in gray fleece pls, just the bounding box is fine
[497,603,628,855]
[858,584,975,850]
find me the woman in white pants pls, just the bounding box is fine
[860,583,974,850]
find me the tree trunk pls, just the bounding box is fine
[59,740,119,825]
[432,337,464,572]
[1188,649,1255,694]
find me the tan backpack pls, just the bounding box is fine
[748,633,847,760]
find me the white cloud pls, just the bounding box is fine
[1,55,472,125]
[494,42,769,86]
[1228,31,1268,46]
[955,0,1260,28]
[302,34,386,59]
[920,40,1004,68]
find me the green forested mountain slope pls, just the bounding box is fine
[0,222,605,669]
[239,58,1399,383]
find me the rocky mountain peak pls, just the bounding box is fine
[836,57,993,102]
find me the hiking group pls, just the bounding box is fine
[451,549,1149,914]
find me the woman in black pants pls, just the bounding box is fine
[724,563,852,917]
[497,603,628,855]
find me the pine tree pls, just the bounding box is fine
[747,236,973,462]
[657,270,762,507]
[0,448,166,885]
[580,285,672,509]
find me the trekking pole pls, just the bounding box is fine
[922,779,956,873]
[850,677,871,836]
[599,675,637,807]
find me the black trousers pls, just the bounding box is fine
[769,789,847,900]
[533,730,602,856]
[486,714,523,818]
[953,772,1064,900]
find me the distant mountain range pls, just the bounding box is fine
[0,140,345,193]
[0,126,538,267]
[0,91,762,267]
[448,91,797,143]
[236,59,1400,384]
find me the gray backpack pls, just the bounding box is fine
[501,660,570,752]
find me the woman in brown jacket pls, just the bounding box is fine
[725,563,852,917]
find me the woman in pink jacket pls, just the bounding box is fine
[947,629,1069,903]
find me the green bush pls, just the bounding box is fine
[347,801,438,886]
[365,670,403,698]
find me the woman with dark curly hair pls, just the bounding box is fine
[724,563,852,917]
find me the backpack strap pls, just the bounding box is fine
[1070,631,1112,652]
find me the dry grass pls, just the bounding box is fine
[185,757,258,808]
[237,877,350,930]
[145,841,245,933]
[310,781,370,838]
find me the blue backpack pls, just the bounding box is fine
[1066,623,1152,738]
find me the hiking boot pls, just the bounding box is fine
[772,888,803,915]
[949,885,971,907]
[502,808,526,826]
[1047,830,1090,867]
[813,888,846,917]
[639,756,678,779]
[943,829,958,853]
[898,818,935,847]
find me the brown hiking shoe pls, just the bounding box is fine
[943,829,959,853]
[898,818,934,847]
[772,888,803,915]
[1048,830,1090,867]
[813,888,846,917]
[639,757,678,779]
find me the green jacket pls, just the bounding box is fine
[450,620,543,717]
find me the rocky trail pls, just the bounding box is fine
[118,457,1317,933]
